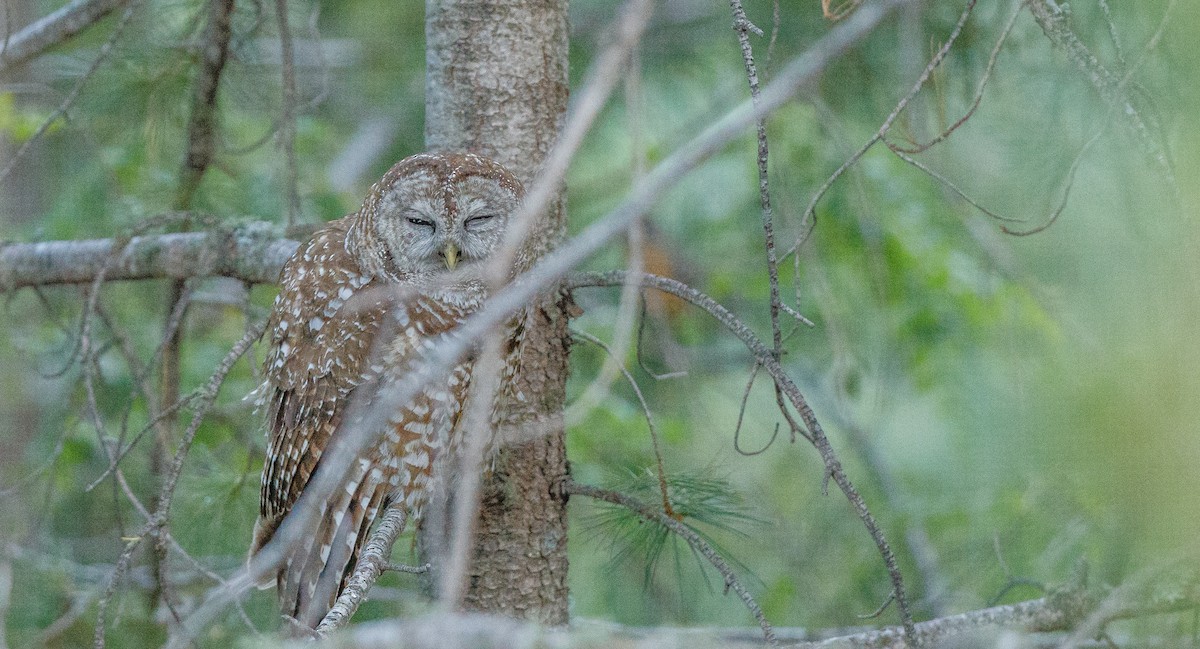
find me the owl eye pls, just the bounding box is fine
[406,216,434,229]
[464,214,496,232]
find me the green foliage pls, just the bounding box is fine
[582,469,761,590]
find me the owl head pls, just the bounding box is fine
[347,152,524,286]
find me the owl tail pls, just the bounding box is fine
[275,459,390,630]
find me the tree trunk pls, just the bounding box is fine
[423,0,571,623]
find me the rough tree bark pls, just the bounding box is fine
[422,0,572,623]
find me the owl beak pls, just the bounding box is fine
[442,242,460,270]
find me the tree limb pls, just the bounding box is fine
[287,573,1200,648]
[314,504,409,635]
[0,0,128,72]
[0,224,297,290]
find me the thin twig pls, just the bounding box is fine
[175,0,237,210]
[95,323,264,649]
[569,271,914,638]
[886,146,1025,223]
[567,480,777,646]
[314,504,409,634]
[729,0,813,446]
[1096,0,1125,72]
[789,0,978,260]
[999,120,1108,236]
[635,296,688,380]
[1026,0,1174,185]
[0,0,142,184]
[887,0,1022,155]
[574,330,676,518]
[732,363,779,456]
[728,0,784,360]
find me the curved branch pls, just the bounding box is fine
[568,271,914,637]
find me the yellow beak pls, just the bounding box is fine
[443,242,459,270]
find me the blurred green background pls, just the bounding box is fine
[0,0,1197,646]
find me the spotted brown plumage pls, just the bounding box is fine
[250,152,524,629]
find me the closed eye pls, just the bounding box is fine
[407,216,434,229]
[464,214,496,231]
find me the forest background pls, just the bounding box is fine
[0,0,1197,646]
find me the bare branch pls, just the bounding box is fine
[574,330,675,517]
[314,504,409,634]
[95,322,264,648]
[886,0,1023,155]
[569,271,913,637]
[0,0,142,184]
[791,0,977,255]
[1026,0,1174,185]
[0,0,128,73]
[727,0,785,358]
[0,225,298,290]
[175,0,237,209]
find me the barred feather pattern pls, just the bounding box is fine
[249,152,525,630]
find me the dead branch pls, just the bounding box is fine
[886,0,1023,155]
[727,0,786,363]
[94,321,264,649]
[285,560,1200,649]
[0,0,127,73]
[792,0,977,250]
[0,0,141,184]
[314,504,409,635]
[0,225,297,289]
[1026,0,1174,185]
[573,330,675,517]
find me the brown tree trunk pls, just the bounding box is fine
[423,0,571,623]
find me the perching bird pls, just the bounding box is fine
[249,152,524,629]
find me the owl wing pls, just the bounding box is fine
[250,216,385,556]
[279,300,478,628]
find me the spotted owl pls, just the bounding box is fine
[249,152,524,629]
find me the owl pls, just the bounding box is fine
[249,152,524,629]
